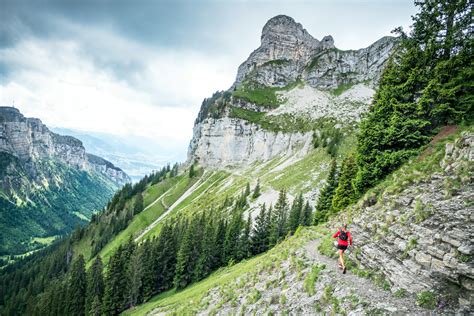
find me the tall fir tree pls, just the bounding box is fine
[332,156,357,212]
[251,203,270,255]
[212,219,227,269]
[133,193,144,215]
[314,159,338,224]
[194,215,215,281]
[174,219,199,289]
[236,214,252,260]
[223,208,243,264]
[269,191,289,245]
[85,256,104,316]
[288,193,303,234]
[300,201,313,227]
[67,255,87,316]
[252,180,261,198]
[125,246,144,308]
[102,246,126,315]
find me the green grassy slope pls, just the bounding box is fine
[0,157,119,256]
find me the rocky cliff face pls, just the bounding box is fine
[0,106,130,186]
[188,15,396,168]
[189,117,313,167]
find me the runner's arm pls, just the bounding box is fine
[332,231,339,238]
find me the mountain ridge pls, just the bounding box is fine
[0,106,130,255]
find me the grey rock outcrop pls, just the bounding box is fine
[232,15,397,89]
[189,117,313,167]
[0,106,130,185]
[346,132,474,311]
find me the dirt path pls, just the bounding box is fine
[134,173,207,241]
[142,188,173,212]
[304,240,426,314]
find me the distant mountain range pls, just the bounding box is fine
[0,107,130,255]
[52,127,185,182]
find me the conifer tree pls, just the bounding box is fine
[174,219,198,289]
[251,203,270,255]
[133,193,144,215]
[236,215,252,260]
[140,240,155,300]
[103,246,126,315]
[332,156,357,212]
[86,256,104,316]
[223,209,243,264]
[212,219,227,268]
[252,180,261,198]
[274,189,289,240]
[314,159,338,224]
[288,193,303,234]
[244,182,251,197]
[126,246,144,307]
[189,164,195,178]
[151,223,177,295]
[67,255,87,316]
[300,201,313,227]
[194,217,215,281]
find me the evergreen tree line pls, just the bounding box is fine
[354,0,473,194]
[0,163,180,316]
[26,186,313,315]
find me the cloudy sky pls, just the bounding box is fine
[0,0,417,161]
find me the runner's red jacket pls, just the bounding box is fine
[333,230,353,246]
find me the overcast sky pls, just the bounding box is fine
[0,0,417,160]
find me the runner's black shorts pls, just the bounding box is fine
[337,245,348,251]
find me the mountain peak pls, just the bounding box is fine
[260,15,319,48]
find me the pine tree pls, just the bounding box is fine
[126,246,144,308]
[140,240,155,300]
[103,246,126,315]
[212,219,227,269]
[194,216,215,281]
[133,193,144,215]
[159,224,178,291]
[332,156,357,212]
[288,193,303,234]
[314,159,338,224]
[86,256,104,316]
[189,164,195,178]
[236,215,251,260]
[223,209,243,264]
[244,182,251,197]
[300,201,313,227]
[274,190,289,240]
[67,255,87,316]
[251,203,270,255]
[174,219,198,289]
[252,180,261,198]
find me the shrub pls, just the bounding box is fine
[416,291,436,309]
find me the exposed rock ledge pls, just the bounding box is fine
[188,117,313,168]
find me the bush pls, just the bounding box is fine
[416,291,436,309]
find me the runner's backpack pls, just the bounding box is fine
[339,230,348,241]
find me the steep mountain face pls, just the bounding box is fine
[188,15,397,168]
[0,106,130,255]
